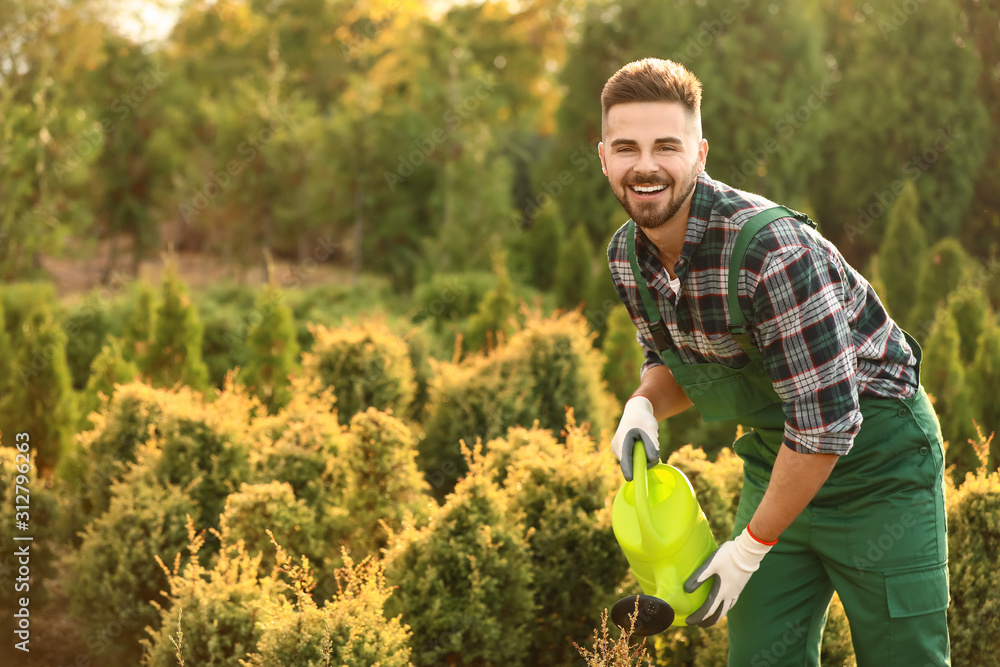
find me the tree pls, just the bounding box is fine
[464,251,520,353]
[876,181,926,329]
[813,0,988,257]
[922,309,974,473]
[0,306,77,475]
[139,259,210,391]
[555,223,595,311]
[81,335,140,428]
[909,238,974,341]
[601,304,646,405]
[237,284,300,413]
[964,317,1000,472]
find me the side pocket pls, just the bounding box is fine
[885,563,950,618]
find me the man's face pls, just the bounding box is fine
[599,101,708,230]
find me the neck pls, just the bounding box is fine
[640,197,694,277]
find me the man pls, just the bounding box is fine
[601,58,950,666]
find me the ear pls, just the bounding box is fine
[598,142,608,176]
[697,138,709,172]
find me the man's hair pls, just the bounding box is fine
[601,58,703,139]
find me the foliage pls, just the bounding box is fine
[384,446,535,667]
[0,306,77,474]
[963,319,1000,472]
[506,196,565,292]
[464,250,521,353]
[876,181,926,329]
[575,607,655,667]
[555,224,595,311]
[139,260,210,392]
[80,335,140,428]
[244,549,413,667]
[237,284,301,412]
[301,319,416,425]
[946,429,1000,667]
[62,295,115,390]
[482,417,627,664]
[602,304,647,405]
[909,238,974,339]
[922,309,975,473]
[421,310,618,497]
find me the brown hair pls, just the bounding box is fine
[601,58,703,138]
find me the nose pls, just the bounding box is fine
[633,148,661,179]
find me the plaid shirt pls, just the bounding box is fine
[607,172,918,456]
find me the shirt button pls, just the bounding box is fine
[897,407,909,417]
[919,446,930,455]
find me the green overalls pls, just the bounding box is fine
[626,207,951,666]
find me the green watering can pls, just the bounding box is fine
[610,429,717,635]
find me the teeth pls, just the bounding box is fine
[631,184,667,193]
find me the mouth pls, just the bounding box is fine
[626,183,669,200]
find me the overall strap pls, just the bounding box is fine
[626,219,671,353]
[728,206,816,351]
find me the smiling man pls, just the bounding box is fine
[601,58,950,666]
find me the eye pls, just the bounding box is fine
[658,145,677,152]
[616,146,635,153]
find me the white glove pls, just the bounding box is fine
[610,395,660,481]
[683,526,774,627]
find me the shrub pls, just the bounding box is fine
[409,271,498,326]
[80,336,140,428]
[0,306,77,474]
[554,224,595,311]
[877,181,926,329]
[922,310,976,474]
[236,285,300,413]
[301,320,416,425]
[602,304,647,405]
[964,319,1000,471]
[482,416,628,665]
[62,295,115,390]
[141,523,285,667]
[245,551,413,667]
[67,469,203,664]
[909,238,973,335]
[220,482,323,578]
[384,447,534,667]
[199,300,253,389]
[464,251,520,353]
[422,311,618,497]
[122,279,158,359]
[946,429,1000,667]
[139,260,210,392]
[0,281,58,344]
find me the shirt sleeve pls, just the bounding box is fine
[749,243,863,455]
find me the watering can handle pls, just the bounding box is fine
[620,427,659,481]
[629,431,667,551]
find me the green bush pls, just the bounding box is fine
[220,482,322,578]
[384,448,534,667]
[67,469,204,664]
[199,300,253,389]
[80,336,140,428]
[601,304,647,405]
[910,239,974,337]
[141,526,284,667]
[301,320,416,425]
[464,252,521,353]
[554,224,595,311]
[62,295,115,390]
[946,435,1000,667]
[245,553,413,667]
[236,285,300,412]
[482,418,627,665]
[0,281,58,344]
[409,271,498,326]
[421,311,619,497]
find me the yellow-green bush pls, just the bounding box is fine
[220,482,322,578]
[141,525,285,666]
[301,320,416,424]
[384,449,534,666]
[245,553,413,667]
[421,311,619,497]
[946,433,1000,666]
[481,417,627,665]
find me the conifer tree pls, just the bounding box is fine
[1,307,77,474]
[945,287,991,366]
[122,280,157,361]
[601,304,645,405]
[139,260,210,392]
[910,238,974,341]
[237,285,300,413]
[965,315,1000,470]
[922,309,973,470]
[877,181,926,329]
[81,336,140,427]
[465,251,520,352]
[554,224,594,311]
[506,197,565,292]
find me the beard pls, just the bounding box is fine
[614,161,700,230]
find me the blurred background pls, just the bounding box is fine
[1,0,999,665]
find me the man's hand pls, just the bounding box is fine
[683,526,774,627]
[611,395,660,481]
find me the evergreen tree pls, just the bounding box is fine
[554,224,594,311]
[0,307,77,474]
[877,181,926,329]
[910,238,974,341]
[81,336,140,428]
[945,287,991,367]
[506,196,565,292]
[465,251,520,353]
[922,309,973,472]
[601,304,646,405]
[139,260,210,392]
[237,285,300,413]
[965,315,1000,471]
